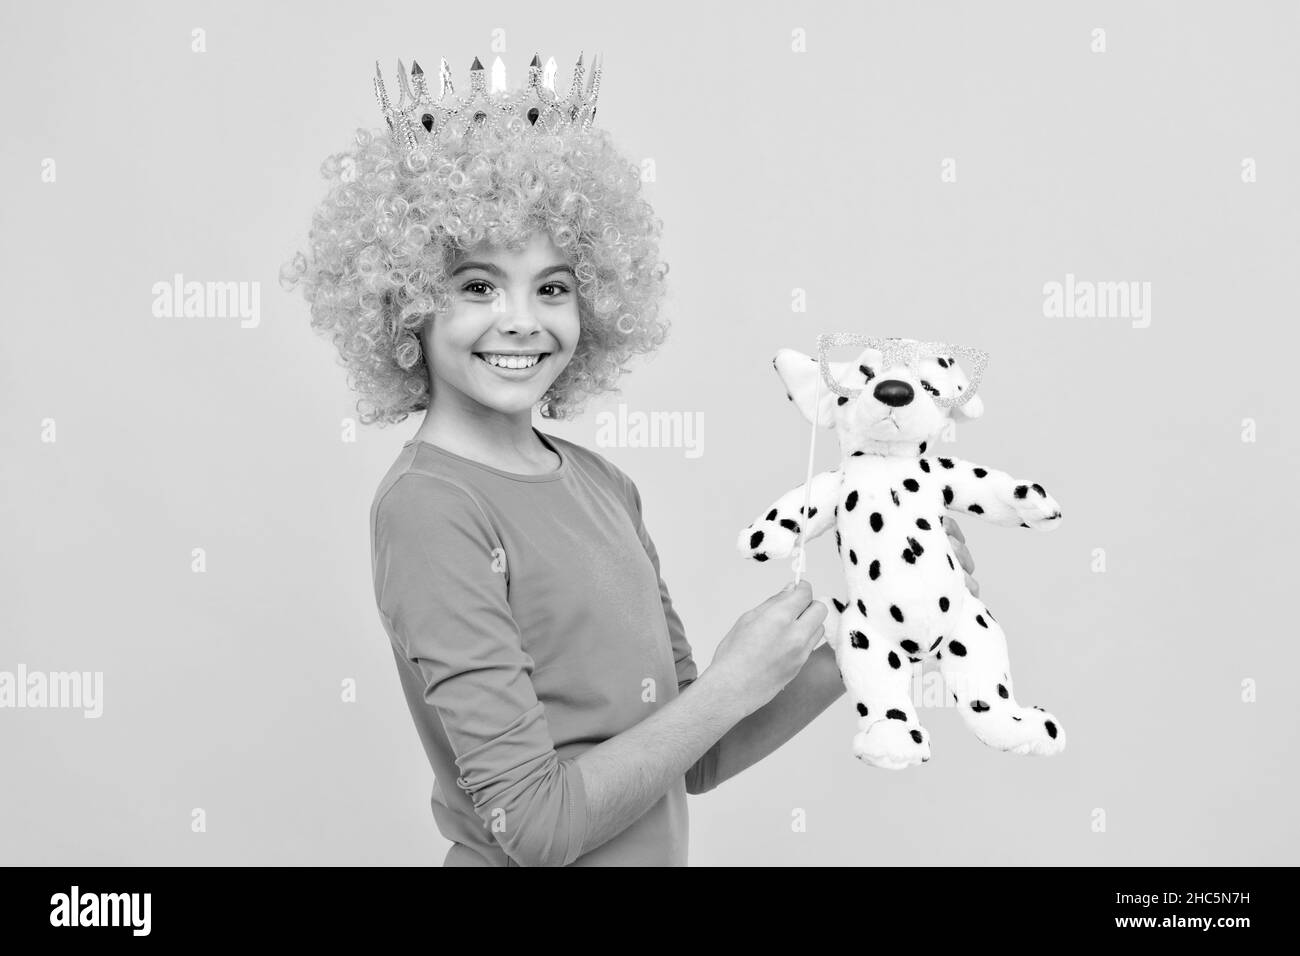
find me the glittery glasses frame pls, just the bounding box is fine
[815,332,989,409]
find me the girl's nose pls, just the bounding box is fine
[495,296,541,332]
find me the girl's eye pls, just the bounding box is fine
[538,282,571,297]
[462,280,494,296]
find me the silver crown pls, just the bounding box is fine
[374,52,603,152]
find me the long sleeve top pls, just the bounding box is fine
[369,427,721,866]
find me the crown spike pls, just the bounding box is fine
[526,52,544,92]
[439,57,454,99]
[395,59,415,108]
[469,56,486,94]
[564,53,586,106]
[410,59,429,101]
[374,60,393,111]
[490,55,508,94]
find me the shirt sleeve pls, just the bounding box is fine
[621,472,722,795]
[372,473,589,865]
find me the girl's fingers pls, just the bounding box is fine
[942,516,966,544]
[953,540,976,576]
[965,572,980,597]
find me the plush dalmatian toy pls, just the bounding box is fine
[737,339,1067,769]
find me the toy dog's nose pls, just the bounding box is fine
[873,379,914,407]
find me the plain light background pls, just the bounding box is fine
[2,0,1297,865]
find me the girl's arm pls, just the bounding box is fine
[572,584,828,854]
[575,641,844,854]
[695,641,844,790]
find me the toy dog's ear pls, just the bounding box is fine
[952,393,984,421]
[774,349,843,427]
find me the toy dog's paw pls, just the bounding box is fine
[852,718,931,769]
[1011,482,1063,530]
[1011,706,1066,755]
[972,704,1067,756]
[737,514,800,561]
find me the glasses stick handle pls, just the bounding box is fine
[793,370,821,586]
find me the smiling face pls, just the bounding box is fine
[420,231,581,420]
[774,342,985,452]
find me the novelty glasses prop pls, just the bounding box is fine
[815,332,989,409]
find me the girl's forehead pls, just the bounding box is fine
[453,231,565,264]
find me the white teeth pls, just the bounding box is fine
[480,353,542,369]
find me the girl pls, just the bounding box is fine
[282,54,974,866]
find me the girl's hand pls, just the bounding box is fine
[706,580,827,717]
[943,516,979,596]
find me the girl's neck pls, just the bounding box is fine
[414,398,558,475]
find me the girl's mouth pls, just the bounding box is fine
[474,352,550,375]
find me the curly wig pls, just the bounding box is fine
[281,118,670,426]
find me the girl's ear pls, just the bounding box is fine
[773,349,842,427]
